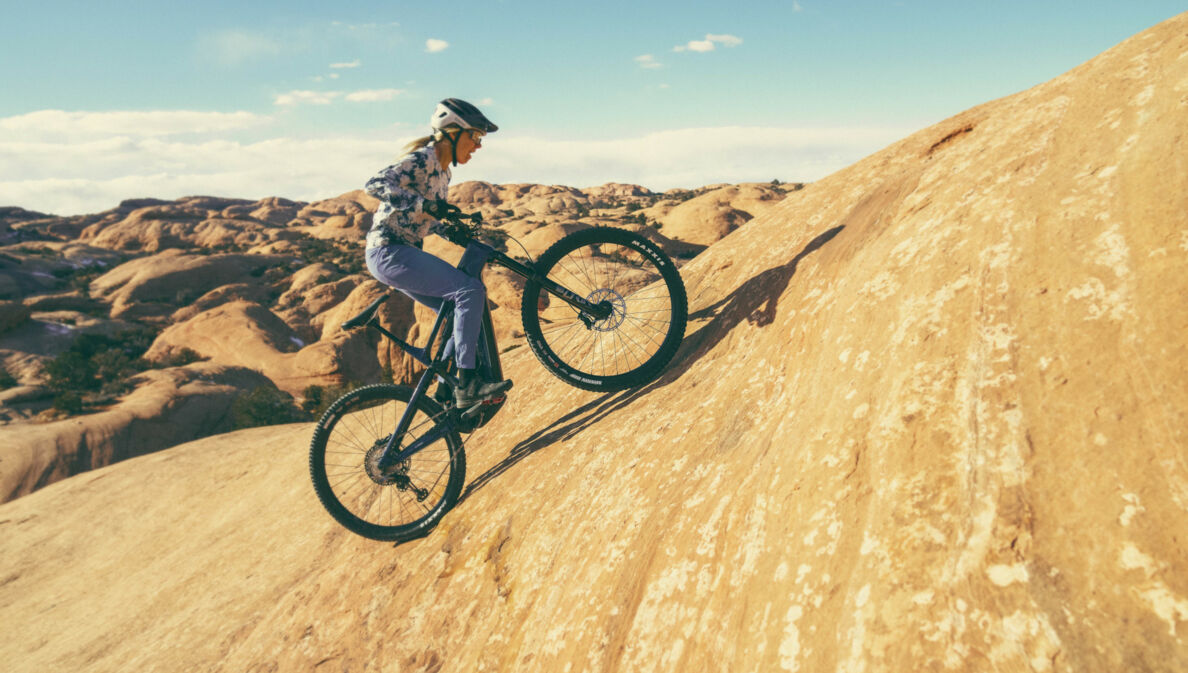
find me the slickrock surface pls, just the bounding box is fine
[0,363,275,502]
[2,14,1187,672]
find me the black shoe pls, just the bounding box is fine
[433,381,453,406]
[454,376,513,408]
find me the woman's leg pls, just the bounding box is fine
[366,244,485,369]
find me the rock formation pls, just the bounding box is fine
[1,165,771,499]
[2,14,1186,671]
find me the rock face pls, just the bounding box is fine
[144,300,383,395]
[2,15,1187,671]
[0,363,275,502]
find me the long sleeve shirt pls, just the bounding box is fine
[363,144,452,250]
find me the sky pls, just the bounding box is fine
[1,1,1184,215]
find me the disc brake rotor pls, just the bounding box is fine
[586,288,627,332]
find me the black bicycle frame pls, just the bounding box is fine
[373,238,612,469]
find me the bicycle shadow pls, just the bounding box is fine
[458,225,844,504]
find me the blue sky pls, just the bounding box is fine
[1,1,1184,214]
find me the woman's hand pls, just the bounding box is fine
[422,199,460,220]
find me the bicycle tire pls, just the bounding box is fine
[522,227,687,392]
[309,384,465,541]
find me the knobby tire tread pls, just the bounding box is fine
[521,227,687,392]
[309,384,465,542]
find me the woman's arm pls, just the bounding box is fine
[364,153,428,213]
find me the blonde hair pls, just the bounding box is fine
[402,125,463,153]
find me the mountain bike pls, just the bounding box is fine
[309,209,688,541]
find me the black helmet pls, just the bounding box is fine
[431,98,498,133]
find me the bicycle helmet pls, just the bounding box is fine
[431,98,498,134]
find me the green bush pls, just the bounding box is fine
[39,327,159,414]
[152,347,205,368]
[231,386,305,430]
[0,367,17,390]
[300,382,360,420]
[52,391,84,414]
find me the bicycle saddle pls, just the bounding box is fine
[341,294,389,330]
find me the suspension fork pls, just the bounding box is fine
[486,247,615,320]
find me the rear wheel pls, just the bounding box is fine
[522,227,687,392]
[309,384,465,541]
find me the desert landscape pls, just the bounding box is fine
[1,12,1186,673]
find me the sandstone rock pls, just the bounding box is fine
[317,280,421,383]
[80,200,280,252]
[652,184,790,246]
[0,362,278,502]
[145,300,384,394]
[21,290,105,314]
[3,16,1188,672]
[449,180,504,206]
[90,250,290,320]
[585,182,654,200]
[517,221,592,257]
[168,283,274,324]
[249,197,301,225]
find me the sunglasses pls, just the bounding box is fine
[467,130,485,146]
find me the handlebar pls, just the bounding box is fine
[438,208,485,245]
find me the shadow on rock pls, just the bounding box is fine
[459,225,844,504]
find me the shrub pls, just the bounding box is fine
[39,327,159,414]
[0,366,17,390]
[300,382,361,420]
[232,386,305,429]
[153,347,205,368]
[52,391,84,414]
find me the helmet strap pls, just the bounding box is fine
[451,131,460,167]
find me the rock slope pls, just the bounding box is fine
[2,13,1187,672]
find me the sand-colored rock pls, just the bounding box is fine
[648,183,788,247]
[296,190,380,240]
[0,362,275,502]
[168,282,274,324]
[249,196,301,225]
[3,15,1188,672]
[145,300,384,395]
[90,250,289,320]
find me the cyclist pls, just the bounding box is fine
[363,98,512,408]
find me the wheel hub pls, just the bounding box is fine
[364,441,407,485]
[586,289,627,331]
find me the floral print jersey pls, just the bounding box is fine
[363,144,452,250]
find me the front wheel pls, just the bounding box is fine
[309,384,465,541]
[522,227,687,392]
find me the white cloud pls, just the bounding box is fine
[635,54,663,69]
[344,88,405,102]
[330,59,361,69]
[0,109,270,141]
[706,34,743,47]
[0,112,915,215]
[794,1,803,11]
[198,29,283,65]
[274,90,342,106]
[479,98,495,106]
[425,38,449,53]
[674,33,743,53]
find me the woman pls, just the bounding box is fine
[363,98,511,408]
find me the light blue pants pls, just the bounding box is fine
[365,244,486,370]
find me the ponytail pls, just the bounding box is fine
[402,135,435,153]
